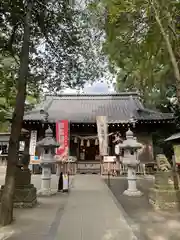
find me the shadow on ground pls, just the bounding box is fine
[3,193,68,240]
[105,177,180,240]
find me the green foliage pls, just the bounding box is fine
[0,54,38,123]
[0,0,102,94]
[0,55,17,121]
[91,0,180,109]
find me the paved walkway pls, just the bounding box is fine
[55,175,137,240]
[1,175,137,240]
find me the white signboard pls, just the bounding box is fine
[103,156,116,163]
[96,116,108,156]
[29,130,37,157]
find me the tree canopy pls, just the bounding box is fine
[0,0,103,94]
[90,0,180,109]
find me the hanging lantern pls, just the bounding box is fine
[95,138,98,145]
[74,137,78,143]
[87,140,90,147]
[80,139,84,146]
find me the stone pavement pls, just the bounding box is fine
[0,174,73,240]
[0,174,137,240]
[55,174,137,240]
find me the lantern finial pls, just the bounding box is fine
[45,126,53,137]
[126,129,134,139]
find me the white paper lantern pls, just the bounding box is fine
[115,144,120,155]
[95,139,98,145]
[80,139,84,146]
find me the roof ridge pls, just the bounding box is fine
[45,92,140,98]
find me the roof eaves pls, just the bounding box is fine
[24,98,53,117]
[165,133,180,141]
[137,108,174,118]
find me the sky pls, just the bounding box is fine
[62,81,115,94]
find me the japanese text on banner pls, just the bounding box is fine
[56,120,69,161]
[96,116,108,156]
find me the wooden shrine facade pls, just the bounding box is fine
[22,92,174,174]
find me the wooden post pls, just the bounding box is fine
[100,155,103,175]
[76,139,80,173]
[108,161,110,186]
[68,171,70,189]
[172,156,179,190]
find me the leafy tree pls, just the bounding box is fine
[0,0,32,225]
[0,54,39,133]
[91,0,180,108]
[92,0,180,189]
[0,0,102,225]
[0,56,17,133]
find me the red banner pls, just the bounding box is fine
[56,120,69,161]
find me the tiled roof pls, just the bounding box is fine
[136,108,173,121]
[24,93,174,123]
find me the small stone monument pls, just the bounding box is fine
[149,154,180,210]
[119,129,143,196]
[37,126,59,196]
[0,129,37,208]
[0,152,37,208]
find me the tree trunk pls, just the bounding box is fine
[0,2,31,226]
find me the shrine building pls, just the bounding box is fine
[22,92,174,174]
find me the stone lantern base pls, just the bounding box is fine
[123,189,143,197]
[37,189,57,197]
[149,171,180,210]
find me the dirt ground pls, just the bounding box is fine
[105,176,180,240]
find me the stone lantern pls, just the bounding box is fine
[119,129,143,196]
[36,126,59,196]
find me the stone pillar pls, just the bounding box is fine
[40,163,52,195]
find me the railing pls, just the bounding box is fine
[120,164,146,175]
[102,162,156,176]
[57,162,77,175]
[77,161,100,174]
